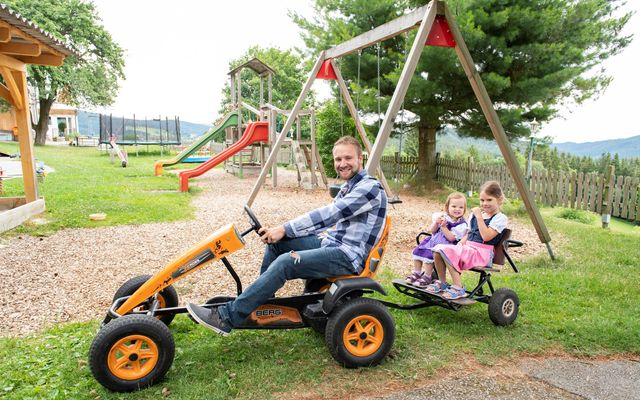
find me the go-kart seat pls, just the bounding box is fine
[470,228,522,273]
[328,216,392,282]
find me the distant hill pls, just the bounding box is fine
[179,120,211,140]
[551,135,640,159]
[435,129,504,156]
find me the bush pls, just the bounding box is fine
[557,208,597,224]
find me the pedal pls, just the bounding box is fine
[302,301,325,319]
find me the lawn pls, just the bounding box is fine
[1,143,638,398]
[1,198,638,399]
[0,142,195,236]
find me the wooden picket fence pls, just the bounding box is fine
[377,153,640,223]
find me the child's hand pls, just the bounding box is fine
[471,207,483,218]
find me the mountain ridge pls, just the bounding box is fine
[551,135,640,158]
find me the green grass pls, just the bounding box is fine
[1,207,638,399]
[0,142,195,236]
[1,150,638,398]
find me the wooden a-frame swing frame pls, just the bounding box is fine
[246,0,553,254]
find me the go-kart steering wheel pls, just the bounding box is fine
[243,205,263,236]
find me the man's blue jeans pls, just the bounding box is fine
[218,235,355,327]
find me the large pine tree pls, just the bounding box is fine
[292,0,632,187]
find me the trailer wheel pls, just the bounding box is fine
[113,275,179,326]
[488,288,519,326]
[89,314,175,392]
[325,298,395,368]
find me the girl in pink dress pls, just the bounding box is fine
[426,181,508,300]
[405,192,468,288]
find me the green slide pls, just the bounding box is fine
[154,113,238,175]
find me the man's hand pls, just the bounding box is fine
[260,226,286,244]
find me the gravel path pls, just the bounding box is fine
[357,357,640,400]
[0,168,545,337]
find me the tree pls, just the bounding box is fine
[4,0,124,145]
[293,0,632,188]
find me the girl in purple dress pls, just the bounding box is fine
[406,192,468,287]
[426,181,509,299]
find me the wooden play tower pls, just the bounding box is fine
[225,58,328,190]
[0,5,75,233]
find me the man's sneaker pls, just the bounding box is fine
[186,303,232,336]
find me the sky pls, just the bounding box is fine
[90,0,640,144]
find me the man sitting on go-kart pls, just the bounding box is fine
[187,135,388,335]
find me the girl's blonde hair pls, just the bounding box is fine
[479,181,504,200]
[444,191,467,216]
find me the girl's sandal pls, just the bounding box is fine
[441,286,467,300]
[405,271,424,284]
[414,274,433,288]
[424,280,448,294]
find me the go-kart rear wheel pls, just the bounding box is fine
[325,298,395,368]
[89,314,175,392]
[113,275,179,326]
[488,288,519,326]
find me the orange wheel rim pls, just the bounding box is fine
[107,335,159,380]
[342,314,384,357]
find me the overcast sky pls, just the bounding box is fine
[91,0,639,144]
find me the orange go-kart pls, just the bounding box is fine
[88,205,395,392]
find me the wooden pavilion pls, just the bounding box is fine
[0,4,75,232]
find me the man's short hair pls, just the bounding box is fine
[333,136,363,156]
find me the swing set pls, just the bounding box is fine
[246,0,553,257]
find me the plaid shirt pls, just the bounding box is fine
[284,170,388,273]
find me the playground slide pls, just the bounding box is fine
[154,113,239,176]
[179,121,269,192]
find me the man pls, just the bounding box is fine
[187,136,388,335]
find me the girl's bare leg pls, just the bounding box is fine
[433,253,447,283]
[413,260,423,272]
[423,262,434,276]
[447,264,463,287]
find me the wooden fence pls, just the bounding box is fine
[378,153,640,223]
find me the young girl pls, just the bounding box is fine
[425,181,508,299]
[406,192,468,288]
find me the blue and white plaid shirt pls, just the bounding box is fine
[284,170,388,273]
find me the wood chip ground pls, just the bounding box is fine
[0,169,546,337]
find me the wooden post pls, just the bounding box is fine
[444,3,552,251]
[466,156,473,197]
[259,76,264,108]
[602,164,616,229]
[270,109,277,187]
[12,69,38,202]
[230,74,236,107]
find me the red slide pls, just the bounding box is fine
[179,121,269,191]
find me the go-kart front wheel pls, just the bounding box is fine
[325,298,395,368]
[113,275,179,326]
[89,314,175,392]
[488,288,519,326]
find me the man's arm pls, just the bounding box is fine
[285,181,381,238]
